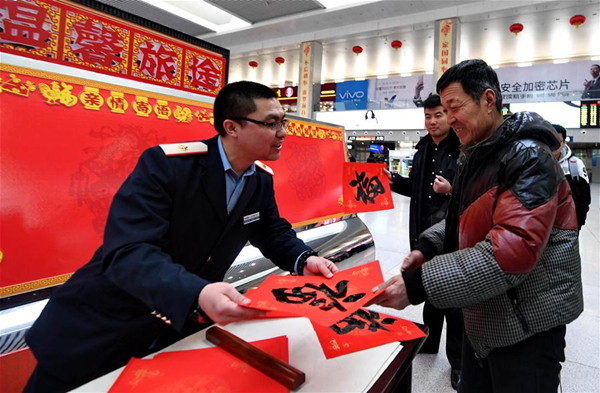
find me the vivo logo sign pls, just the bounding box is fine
[336,80,368,103]
[339,90,365,100]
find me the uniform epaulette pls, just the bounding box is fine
[255,160,274,175]
[159,142,208,156]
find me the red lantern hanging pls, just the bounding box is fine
[275,56,285,65]
[569,14,586,28]
[391,40,402,51]
[352,45,363,56]
[248,60,258,68]
[509,23,524,36]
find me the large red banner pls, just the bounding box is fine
[275,117,345,226]
[0,0,227,97]
[0,65,346,297]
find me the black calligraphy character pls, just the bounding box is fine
[272,280,365,312]
[330,309,398,335]
[350,171,386,204]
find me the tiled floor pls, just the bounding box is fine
[359,183,600,393]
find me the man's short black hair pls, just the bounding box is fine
[552,124,567,140]
[592,64,600,68]
[437,59,503,114]
[213,81,278,136]
[422,94,442,109]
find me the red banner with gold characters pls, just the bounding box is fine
[0,65,347,298]
[276,117,345,226]
[0,0,227,97]
[343,163,394,213]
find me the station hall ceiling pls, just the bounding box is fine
[96,0,600,84]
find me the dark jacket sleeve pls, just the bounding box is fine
[403,267,427,305]
[390,171,413,197]
[248,175,311,272]
[568,177,591,230]
[101,148,208,332]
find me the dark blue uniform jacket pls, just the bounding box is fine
[26,135,310,388]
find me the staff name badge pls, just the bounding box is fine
[243,212,260,225]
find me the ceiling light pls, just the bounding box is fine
[553,59,568,64]
[143,0,250,33]
[377,75,388,79]
[318,0,381,9]
[517,62,532,67]
[400,73,412,77]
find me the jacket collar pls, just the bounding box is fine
[198,135,259,224]
[199,136,227,222]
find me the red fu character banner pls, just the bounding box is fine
[343,163,394,213]
[311,308,426,359]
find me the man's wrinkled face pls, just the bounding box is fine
[440,82,494,146]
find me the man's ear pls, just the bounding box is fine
[223,119,238,138]
[484,89,496,112]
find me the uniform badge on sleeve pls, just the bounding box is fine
[159,142,207,156]
[255,160,274,175]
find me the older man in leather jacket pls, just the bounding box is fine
[371,59,583,393]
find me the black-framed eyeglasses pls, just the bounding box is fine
[230,117,289,131]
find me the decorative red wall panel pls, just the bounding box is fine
[0,65,346,297]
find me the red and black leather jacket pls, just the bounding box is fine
[404,112,583,356]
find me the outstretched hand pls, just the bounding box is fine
[401,250,426,272]
[303,256,338,278]
[366,274,411,310]
[198,282,266,325]
[383,168,394,185]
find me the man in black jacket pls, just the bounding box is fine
[25,81,337,393]
[388,94,462,389]
[552,124,591,230]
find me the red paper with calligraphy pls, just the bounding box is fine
[243,261,384,326]
[108,336,289,392]
[343,163,394,213]
[0,0,226,97]
[311,308,426,359]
